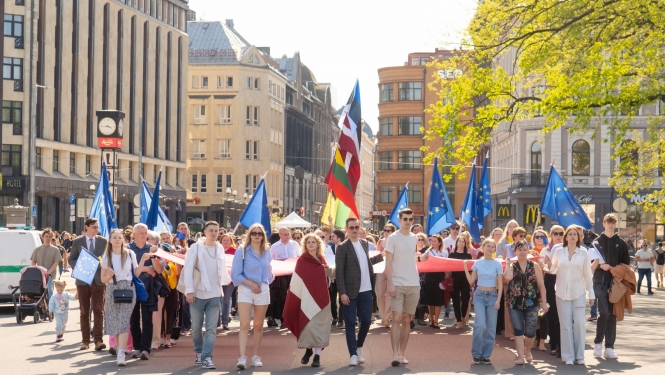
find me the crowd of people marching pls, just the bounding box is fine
[29,210,654,370]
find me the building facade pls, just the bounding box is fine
[276,53,336,224]
[1,0,189,231]
[376,49,475,228]
[185,20,286,228]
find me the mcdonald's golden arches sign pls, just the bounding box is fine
[496,204,511,219]
[524,204,545,224]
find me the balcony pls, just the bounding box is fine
[12,123,22,135]
[13,79,23,92]
[14,37,23,49]
[15,0,25,5]
[511,173,548,188]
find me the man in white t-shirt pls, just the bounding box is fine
[443,223,460,254]
[385,208,429,366]
[635,241,654,295]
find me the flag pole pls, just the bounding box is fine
[231,222,240,235]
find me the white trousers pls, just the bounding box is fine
[556,295,586,362]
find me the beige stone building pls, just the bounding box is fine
[1,0,190,230]
[185,20,286,227]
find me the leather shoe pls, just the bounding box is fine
[80,343,90,350]
[95,342,107,351]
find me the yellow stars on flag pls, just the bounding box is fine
[557,187,561,192]
[563,212,568,217]
[434,207,440,213]
[434,183,439,188]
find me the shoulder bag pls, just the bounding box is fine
[110,253,135,304]
[176,243,200,294]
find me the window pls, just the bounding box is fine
[218,104,231,124]
[253,175,258,192]
[226,76,233,88]
[2,101,22,123]
[247,77,252,88]
[253,141,259,160]
[2,145,21,167]
[52,150,59,171]
[400,185,422,203]
[200,174,207,193]
[571,140,590,176]
[69,153,76,173]
[3,57,22,80]
[253,106,259,125]
[245,141,254,159]
[191,174,197,192]
[398,150,421,170]
[380,83,393,102]
[85,155,91,175]
[245,174,250,194]
[201,76,208,88]
[398,82,422,101]
[246,106,251,125]
[530,142,542,172]
[254,78,260,90]
[218,139,231,158]
[191,75,199,88]
[379,151,393,170]
[176,169,180,186]
[4,14,23,37]
[380,186,393,203]
[193,104,206,124]
[217,174,223,192]
[411,57,420,66]
[217,76,223,88]
[226,174,232,190]
[36,147,42,169]
[128,161,133,181]
[379,118,393,136]
[192,140,205,158]
[398,116,422,135]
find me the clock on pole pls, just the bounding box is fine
[96,110,125,208]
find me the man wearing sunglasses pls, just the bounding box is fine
[443,223,461,255]
[385,208,429,366]
[335,218,384,366]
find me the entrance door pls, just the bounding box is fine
[657,224,665,243]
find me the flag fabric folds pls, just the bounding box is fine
[475,153,492,229]
[460,161,481,243]
[325,80,362,193]
[540,165,593,229]
[72,247,100,285]
[321,192,355,228]
[426,158,456,235]
[239,175,272,237]
[139,180,173,233]
[388,185,409,229]
[89,162,117,238]
[146,166,163,231]
[326,147,359,217]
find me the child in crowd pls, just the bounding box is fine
[48,280,78,342]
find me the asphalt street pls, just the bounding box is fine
[1,272,663,374]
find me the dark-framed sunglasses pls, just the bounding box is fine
[534,235,547,240]
[383,228,394,232]
[250,232,264,237]
[551,231,564,236]
[348,225,360,230]
[402,217,414,222]
[451,227,460,230]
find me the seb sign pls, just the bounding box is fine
[437,69,463,79]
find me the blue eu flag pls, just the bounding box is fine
[475,153,492,229]
[140,180,173,233]
[239,174,272,237]
[460,160,481,243]
[388,185,409,229]
[540,165,593,229]
[72,247,99,285]
[426,158,456,235]
[89,162,117,238]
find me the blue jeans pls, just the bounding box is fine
[471,290,499,359]
[219,283,235,326]
[47,276,53,299]
[343,290,372,356]
[508,305,539,338]
[190,297,221,360]
[637,268,652,293]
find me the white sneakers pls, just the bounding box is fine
[237,356,247,369]
[604,348,619,359]
[357,347,365,363]
[349,355,359,366]
[593,343,603,357]
[251,356,263,367]
[201,357,216,369]
[195,353,202,365]
[116,350,126,366]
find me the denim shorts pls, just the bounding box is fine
[508,305,539,338]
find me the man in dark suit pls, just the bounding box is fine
[68,217,108,351]
[335,217,384,366]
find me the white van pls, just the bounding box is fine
[0,229,42,302]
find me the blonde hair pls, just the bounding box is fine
[531,229,549,249]
[53,280,66,289]
[501,220,519,242]
[300,233,324,259]
[246,224,269,255]
[104,229,129,266]
[481,238,497,254]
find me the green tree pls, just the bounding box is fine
[425,0,665,217]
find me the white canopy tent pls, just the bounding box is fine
[274,212,312,228]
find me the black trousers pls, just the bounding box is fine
[162,290,179,336]
[451,281,470,322]
[594,283,617,349]
[329,281,344,321]
[269,275,291,321]
[544,273,560,351]
[496,292,506,334]
[130,301,153,352]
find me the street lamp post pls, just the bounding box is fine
[28,84,48,226]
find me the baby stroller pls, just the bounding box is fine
[10,266,50,324]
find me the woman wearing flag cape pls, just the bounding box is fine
[283,233,336,368]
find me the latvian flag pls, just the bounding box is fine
[283,253,332,347]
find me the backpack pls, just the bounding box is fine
[656,250,665,266]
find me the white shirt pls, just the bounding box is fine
[443,236,457,255]
[324,244,334,256]
[635,249,653,269]
[427,248,449,258]
[549,246,595,301]
[184,242,232,299]
[351,241,372,293]
[270,240,300,260]
[385,231,420,287]
[102,251,138,282]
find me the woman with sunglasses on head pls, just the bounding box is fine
[375,224,396,328]
[449,236,473,329]
[231,224,274,369]
[423,234,447,328]
[497,220,519,259]
[504,239,548,365]
[540,225,564,357]
[530,229,550,351]
[292,230,304,245]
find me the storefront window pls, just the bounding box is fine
[572,140,590,175]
